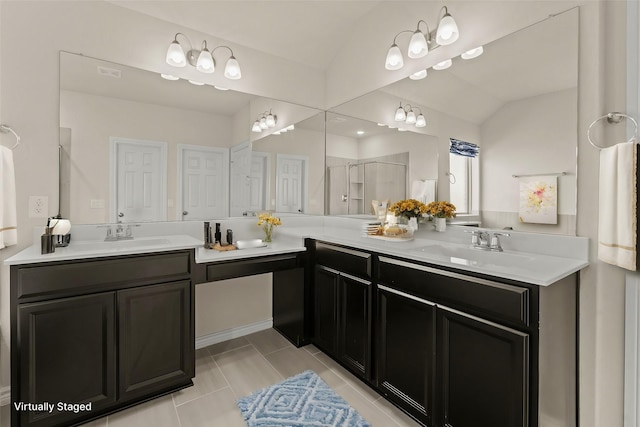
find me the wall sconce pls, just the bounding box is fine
[166,33,242,80]
[394,103,426,128]
[385,5,460,71]
[252,110,278,133]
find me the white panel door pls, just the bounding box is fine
[113,139,166,222]
[179,146,228,220]
[276,155,307,213]
[229,142,252,216]
[248,151,269,212]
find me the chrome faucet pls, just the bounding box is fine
[99,223,138,241]
[465,230,491,250]
[489,232,510,252]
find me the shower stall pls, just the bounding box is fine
[327,161,407,215]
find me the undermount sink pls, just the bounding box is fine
[412,243,535,268]
[69,238,172,252]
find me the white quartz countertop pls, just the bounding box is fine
[4,216,589,286]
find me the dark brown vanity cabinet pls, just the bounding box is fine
[377,256,534,427]
[313,243,372,380]
[10,251,195,427]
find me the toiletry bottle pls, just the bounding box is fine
[204,222,210,247]
[226,229,233,245]
[41,227,55,254]
[215,223,222,244]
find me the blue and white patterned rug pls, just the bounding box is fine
[237,370,371,427]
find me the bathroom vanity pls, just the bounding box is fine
[5,218,587,427]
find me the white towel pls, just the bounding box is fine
[0,145,17,248]
[411,179,436,204]
[598,141,637,270]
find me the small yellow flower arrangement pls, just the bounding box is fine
[257,212,281,242]
[425,201,457,219]
[388,199,429,219]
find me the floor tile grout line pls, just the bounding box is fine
[170,393,184,427]
[211,348,242,400]
[205,341,252,359]
[172,385,232,408]
[250,343,288,383]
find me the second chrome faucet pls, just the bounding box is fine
[465,230,510,252]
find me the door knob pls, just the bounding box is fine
[118,212,124,217]
[183,211,189,216]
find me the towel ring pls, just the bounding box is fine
[587,112,638,150]
[0,124,20,149]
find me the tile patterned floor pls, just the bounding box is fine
[2,328,422,427]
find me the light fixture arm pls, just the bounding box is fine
[416,20,431,42]
[211,45,235,57]
[392,30,414,45]
[173,32,193,51]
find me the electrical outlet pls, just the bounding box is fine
[28,196,48,218]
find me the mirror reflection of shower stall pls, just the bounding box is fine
[328,161,407,215]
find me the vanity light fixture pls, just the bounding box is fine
[166,33,242,80]
[394,103,427,128]
[432,58,452,70]
[409,69,428,80]
[251,110,278,133]
[357,130,365,136]
[160,73,179,81]
[385,5,459,71]
[461,46,484,59]
[435,6,459,46]
[188,80,205,86]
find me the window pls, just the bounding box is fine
[449,138,479,215]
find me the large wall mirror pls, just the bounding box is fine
[59,52,324,224]
[328,8,578,235]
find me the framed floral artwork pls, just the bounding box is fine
[518,175,558,224]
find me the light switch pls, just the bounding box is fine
[90,199,105,209]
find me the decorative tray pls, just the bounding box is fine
[366,234,414,242]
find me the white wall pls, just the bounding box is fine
[60,90,234,223]
[479,88,578,233]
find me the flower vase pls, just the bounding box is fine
[434,217,447,232]
[264,225,273,243]
[408,217,418,232]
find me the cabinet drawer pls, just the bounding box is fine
[315,242,371,279]
[14,251,192,300]
[378,256,530,328]
[206,253,300,282]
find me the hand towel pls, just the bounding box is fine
[411,179,436,204]
[598,141,637,270]
[0,145,17,248]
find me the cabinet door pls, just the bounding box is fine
[273,267,306,346]
[118,281,194,401]
[17,293,116,427]
[337,273,372,380]
[314,266,339,355]
[376,285,436,426]
[438,307,529,427]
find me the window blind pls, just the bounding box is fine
[449,138,479,158]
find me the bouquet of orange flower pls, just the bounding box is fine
[389,199,429,219]
[425,201,456,219]
[257,213,281,242]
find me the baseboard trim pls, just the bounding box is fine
[0,320,275,407]
[195,319,273,349]
[1,386,10,406]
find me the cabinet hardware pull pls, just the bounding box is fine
[378,256,527,294]
[438,305,530,337]
[317,243,370,259]
[340,272,372,285]
[378,285,436,306]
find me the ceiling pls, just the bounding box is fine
[108,0,384,70]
